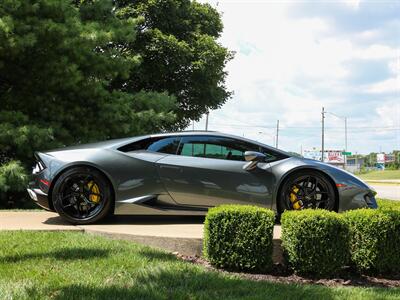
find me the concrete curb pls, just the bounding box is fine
[84,228,284,263]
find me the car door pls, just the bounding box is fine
[156,135,276,208]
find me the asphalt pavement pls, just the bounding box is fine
[370,183,400,200]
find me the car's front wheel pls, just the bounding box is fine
[52,167,112,225]
[279,170,336,213]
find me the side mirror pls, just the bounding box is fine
[243,151,266,171]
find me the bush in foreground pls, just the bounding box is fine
[345,208,400,274]
[203,205,275,272]
[281,209,349,276]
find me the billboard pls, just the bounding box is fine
[304,150,344,164]
[377,153,395,164]
[377,153,385,164]
[303,150,322,161]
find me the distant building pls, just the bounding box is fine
[346,157,364,173]
[376,153,395,170]
[303,149,345,168]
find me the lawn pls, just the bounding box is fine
[358,170,400,181]
[0,232,399,300]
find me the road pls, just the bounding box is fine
[370,183,400,200]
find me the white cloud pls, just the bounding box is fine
[356,44,397,60]
[194,1,400,154]
[366,77,399,94]
[341,0,361,9]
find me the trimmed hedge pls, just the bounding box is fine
[203,205,275,272]
[281,209,349,276]
[345,208,400,274]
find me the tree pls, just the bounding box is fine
[0,0,177,206]
[0,0,177,165]
[114,0,233,127]
[0,0,232,207]
[0,161,28,208]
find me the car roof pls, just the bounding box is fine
[46,131,291,157]
[113,131,291,157]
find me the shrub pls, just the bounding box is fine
[0,161,28,192]
[345,208,400,274]
[203,205,275,272]
[281,209,349,276]
[0,160,29,208]
[377,198,400,211]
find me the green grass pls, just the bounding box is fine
[358,170,400,181]
[1,232,400,299]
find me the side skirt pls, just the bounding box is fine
[114,195,209,216]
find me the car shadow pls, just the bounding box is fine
[43,215,206,226]
[102,215,206,225]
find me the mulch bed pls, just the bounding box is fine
[175,254,400,288]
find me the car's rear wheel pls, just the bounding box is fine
[279,170,336,213]
[52,167,112,225]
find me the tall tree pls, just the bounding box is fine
[0,0,232,207]
[0,0,177,206]
[114,0,233,127]
[0,0,177,166]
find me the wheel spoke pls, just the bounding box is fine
[62,203,74,209]
[62,192,79,200]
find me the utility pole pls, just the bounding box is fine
[276,120,279,148]
[324,110,348,168]
[205,112,209,131]
[344,117,347,168]
[321,107,325,162]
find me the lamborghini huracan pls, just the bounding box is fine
[27,131,377,224]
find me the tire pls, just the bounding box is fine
[52,166,113,225]
[278,170,336,214]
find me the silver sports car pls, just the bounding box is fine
[27,131,377,224]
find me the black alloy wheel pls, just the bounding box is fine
[280,170,336,212]
[52,167,112,224]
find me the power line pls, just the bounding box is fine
[211,123,400,131]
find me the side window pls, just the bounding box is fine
[178,136,259,161]
[147,137,180,154]
[260,147,288,162]
[118,137,180,155]
[118,138,153,152]
[181,143,205,157]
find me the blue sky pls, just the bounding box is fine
[194,0,399,155]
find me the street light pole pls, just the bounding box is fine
[276,120,279,148]
[325,110,348,168]
[321,107,325,162]
[205,112,209,131]
[344,117,348,168]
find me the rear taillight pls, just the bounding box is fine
[32,160,46,174]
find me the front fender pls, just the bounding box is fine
[269,157,375,212]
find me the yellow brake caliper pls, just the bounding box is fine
[87,181,101,204]
[290,186,303,210]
